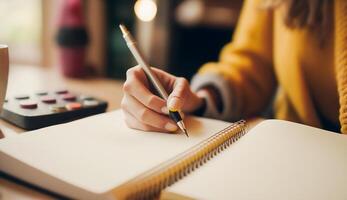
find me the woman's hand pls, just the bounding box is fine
[121,65,203,132]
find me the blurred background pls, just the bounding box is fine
[0,0,242,80]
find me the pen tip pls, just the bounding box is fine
[184,129,189,138]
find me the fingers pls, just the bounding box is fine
[122,65,195,132]
[123,110,166,132]
[150,67,176,91]
[121,94,178,132]
[123,66,168,114]
[151,69,202,113]
[167,78,189,111]
[122,65,178,133]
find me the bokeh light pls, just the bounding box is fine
[134,0,157,22]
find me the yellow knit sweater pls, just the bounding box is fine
[195,0,347,133]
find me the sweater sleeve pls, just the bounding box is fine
[191,0,276,121]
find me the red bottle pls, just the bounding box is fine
[56,0,89,78]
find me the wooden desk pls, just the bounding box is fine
[0,65,124,199]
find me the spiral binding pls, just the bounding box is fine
[117,120,247,200]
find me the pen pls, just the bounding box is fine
[119,24,189,137]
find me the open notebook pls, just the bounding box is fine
[1,110,347,199]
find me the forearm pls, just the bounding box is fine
[189,0,276,120]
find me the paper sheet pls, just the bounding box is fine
[168,120,347,200]
[0,110,231,194]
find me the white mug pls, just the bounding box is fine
[0,45,9,113]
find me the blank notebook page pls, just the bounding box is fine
[0,110,231,194]
[168,120,347,200]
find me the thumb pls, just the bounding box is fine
[167,78,189,112]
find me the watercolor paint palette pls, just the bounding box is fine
[1,90,108,130]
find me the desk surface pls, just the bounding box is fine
[0,65,124,199]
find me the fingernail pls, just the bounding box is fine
[168,98,179,111]
[161,107,169,114]
[165,123,178,131]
